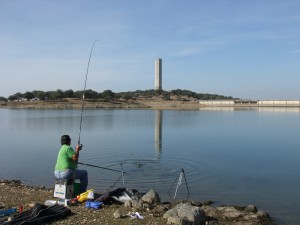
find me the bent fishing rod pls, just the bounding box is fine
[74,41,126,177]
[78,40,100,146]
[73,40,99,181]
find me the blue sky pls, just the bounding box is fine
[1,0,300,100]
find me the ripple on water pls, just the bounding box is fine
[84,155,210,201]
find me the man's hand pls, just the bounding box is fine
[73,144,83,162]
[76,144,83,151]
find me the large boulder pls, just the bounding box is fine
[163,203,205,225]
[141,189,160,205]
[201,204,274,225]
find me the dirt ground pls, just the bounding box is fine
[0,180,168,225]
[0,180,276,225]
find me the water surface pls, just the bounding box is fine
[0,108,299,224]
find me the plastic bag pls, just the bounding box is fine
[77,189,94,203]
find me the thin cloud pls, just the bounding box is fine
[290,49,300,53]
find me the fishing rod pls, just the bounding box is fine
[78,40,100,145]
[73,40,99,183]
[78,162,125,173]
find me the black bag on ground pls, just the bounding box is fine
[5,203,71,225]
[94,187,126,203]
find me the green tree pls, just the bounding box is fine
[33,90,46,100]
[8,95,17,101]
[63,89,74,98]
[74,90,83,99]
[8,92,23,101]
[48,91,59,100]
[84,89,98,99]
[0,96,7,101]
[56,89,64,99]
[123,94,133,100]
[23,91,34,100]
[101,90,115,100]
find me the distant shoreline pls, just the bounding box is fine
[0,98,201,110]
[1,98,300,110]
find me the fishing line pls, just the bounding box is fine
[105,173,124,192]
[79,163,126,192]
[78,40,100,145]
[78,162,125,173]
[78,162,126,192]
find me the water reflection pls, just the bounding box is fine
[154,110,162,155]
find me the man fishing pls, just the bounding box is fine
[53,41,98,195]
[54,135,88,193]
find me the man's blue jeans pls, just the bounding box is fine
[54,169,88,194]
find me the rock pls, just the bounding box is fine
[28,203,36,208]
[216,206,243,219]
[257,210,270,218]
[203,200,214,206]
[163,203,205,225]
[141,189,160,205]
[113,210,121,219]
[191,201,203,207]
[201,205,274,225]
[132,198,143,209]
[124,200,132,208]
[151,205,169,214]
[167,216,181,224]
[244,205,257,213]
[201,205,218,218]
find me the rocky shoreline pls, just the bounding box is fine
[0,180,276,225]
[0,97,202,110]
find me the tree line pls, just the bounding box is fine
[0,89,235,102]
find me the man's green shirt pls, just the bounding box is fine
[55,144,76,170]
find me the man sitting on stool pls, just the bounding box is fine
[54,135,88,194]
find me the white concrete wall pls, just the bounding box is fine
[198,100,235,106]
[199,100,300,106]
[258,100,300,106]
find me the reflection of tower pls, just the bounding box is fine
[155,58,162,90]
[155,110,162,153]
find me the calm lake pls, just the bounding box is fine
[1,108,299,224]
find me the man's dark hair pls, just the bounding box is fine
[61,135,71,145]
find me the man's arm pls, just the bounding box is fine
[72,144,82,162]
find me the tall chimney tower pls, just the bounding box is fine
[154,58,162,90]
